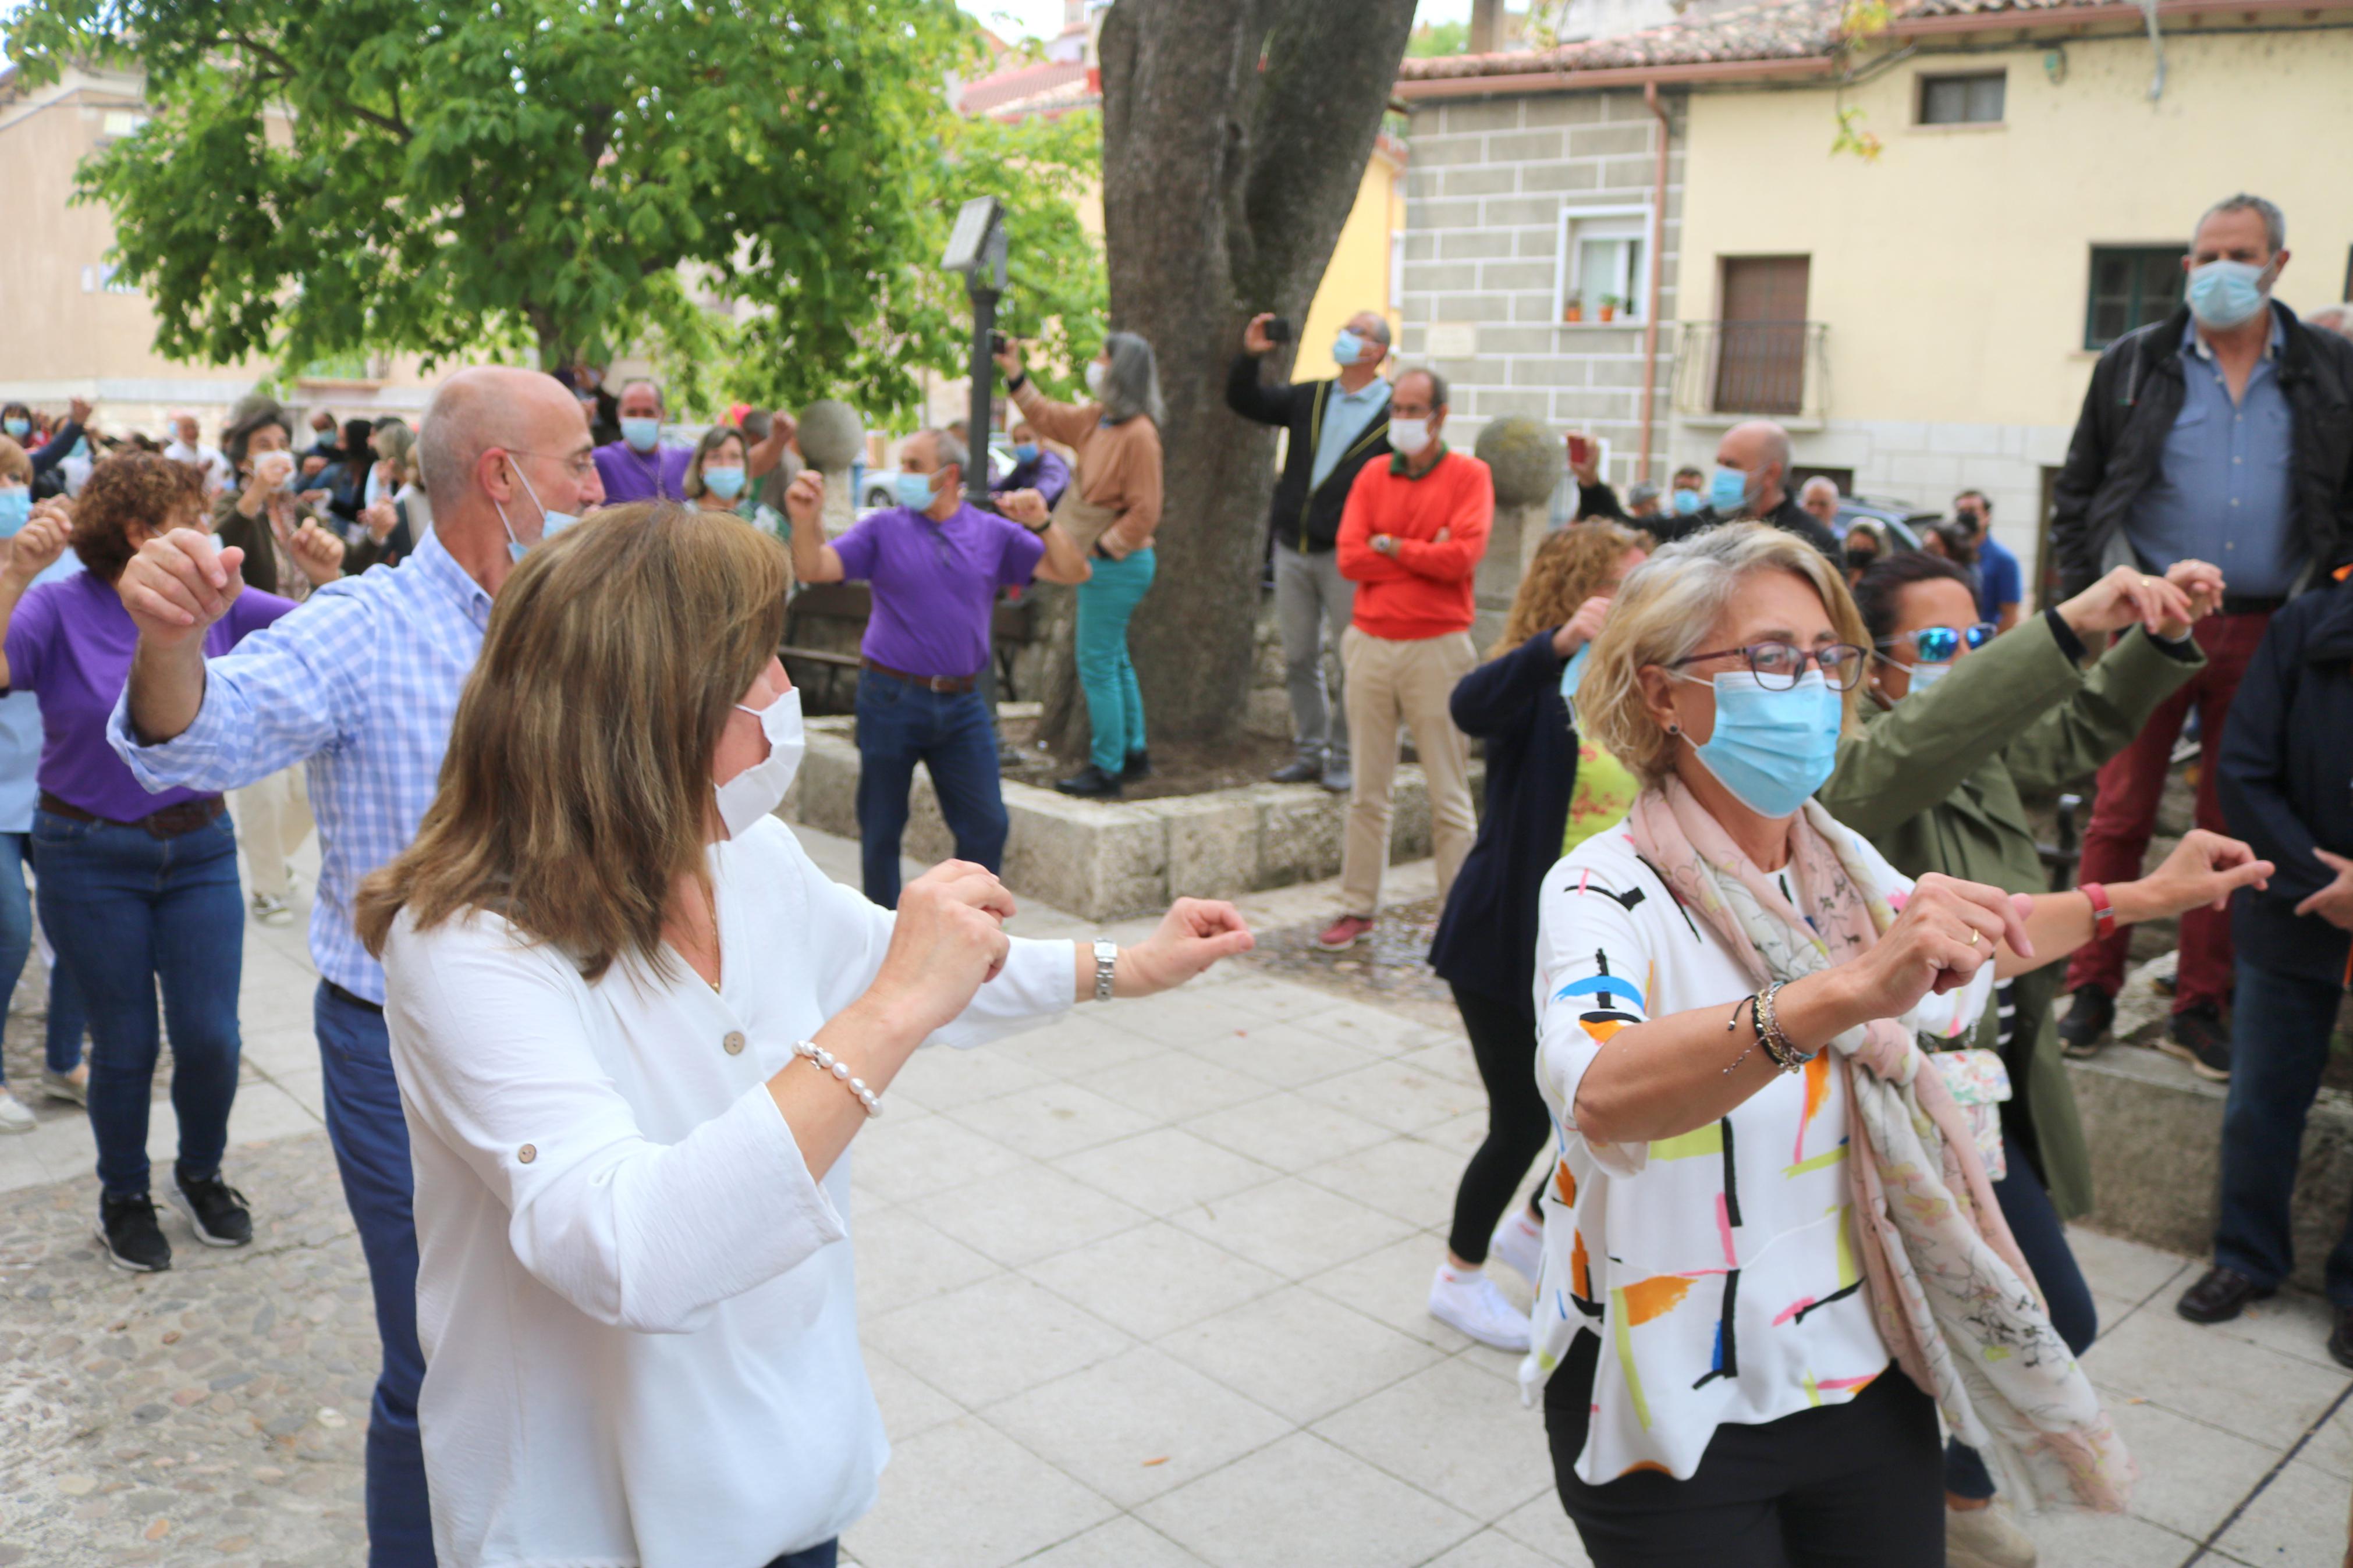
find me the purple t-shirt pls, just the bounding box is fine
[592,441,693,503]
[831,502,1045,680]
[5,571,294,821]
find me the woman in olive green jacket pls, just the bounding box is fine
[1820,549,2219,1566]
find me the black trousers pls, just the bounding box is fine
[1545,1333,1943,1568]
[1446,983,1552,1261]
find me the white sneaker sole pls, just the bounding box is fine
[92,1222,170,1272]
[1428,1293,1532,1353]
[168,1186,252,1248]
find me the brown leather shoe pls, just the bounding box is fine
[2175,1265,2274,1325]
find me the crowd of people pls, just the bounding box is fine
[1,187,2349,1568]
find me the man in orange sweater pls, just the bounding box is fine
[1319,368,1493,950]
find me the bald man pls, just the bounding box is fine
[1691,418,1840,558]
[105,365,604,1567]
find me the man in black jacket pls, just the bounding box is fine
[2050,194,2353,1073]
[1227,310,1393,791]
[2186,571,2353,1366]
[1655,418,1839,557]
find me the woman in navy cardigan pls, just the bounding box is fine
[1424,521,1650,1351]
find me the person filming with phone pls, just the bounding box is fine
[1227,310,1394,793]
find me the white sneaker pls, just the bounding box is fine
[1946,1501,2038,1568]
[0,1089,34,1135]
[1489,1210,1545,1283]
[1428,1265,1531,1352]
[251,893,294,928]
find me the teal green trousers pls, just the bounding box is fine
[1076,547,1155,773]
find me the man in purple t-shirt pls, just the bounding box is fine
[593,377,800,506]
[785,427,1091,905]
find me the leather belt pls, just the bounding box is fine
[2217,595,2285,618]
[861,657,979,695]
[323,980,384,1016]
[39,790,226,838]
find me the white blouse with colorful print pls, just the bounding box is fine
[1518,816,1990,1485]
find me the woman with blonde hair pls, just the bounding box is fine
[356,503,1250,1568]
[1424,520,1649,1349]
[1527,521,2266,1565]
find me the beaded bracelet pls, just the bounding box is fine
[1754,980,1815,1072]
[1721,993,1761,1076]
[793,1039,882,1117]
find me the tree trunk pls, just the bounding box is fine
[1048,0,1415,756]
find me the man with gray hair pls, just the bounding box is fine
[2050,191,2353,1088]
[784,428,1091,906]
[2307,302,2353,339]
[106,367,602,1566]
[1799,474,1841,532]
[1229,308,1396,792]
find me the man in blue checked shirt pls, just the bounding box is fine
[106,366,604,1567]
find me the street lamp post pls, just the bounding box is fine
[941,196,1009,507]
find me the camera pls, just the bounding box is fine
[1264,317,1294,344]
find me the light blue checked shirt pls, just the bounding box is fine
[107,531,493,1004]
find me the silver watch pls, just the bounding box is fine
[1092,938,1119,1002]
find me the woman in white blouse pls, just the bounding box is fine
[1527,523,2267,1567]
[353,503,1252,1568]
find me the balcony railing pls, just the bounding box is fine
[1673,320,1830,421]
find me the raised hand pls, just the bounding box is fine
[1243,313,1277,356]
[861,861,1018,1041]
[119,528,247,647]
[2,510,72,590]
[2055,564,2194,639]
[1841,872,2032,1016]
[992,336,1026,382]
[998,488,1049,528]
[68,397,92,427]
[289,518,346,585]
[361,498,400,544]
[783,468,825,529]
[1553,594,1612,658]
[1120,899,1255,994]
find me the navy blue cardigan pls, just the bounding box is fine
[1428,630,1579,1005]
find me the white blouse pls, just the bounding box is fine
[383,819,1075,1568]
[1518,817,1988,1485]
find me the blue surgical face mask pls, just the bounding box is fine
[1676,669,1843,819]
[0,488,29,538]
[893,470,939,510]
[2,419,26,440]
[1332,329,1365,367]
[497,458,581,563]
[1013,443,1039,464]
[1672,488,1702,516]
[1558,641,1593,722]
[2185,258,2270,330]
[620,416,662,453]
[1708,464,1751,515]
[701,465,746,500]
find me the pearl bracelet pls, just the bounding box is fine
[793,1039,882,1117]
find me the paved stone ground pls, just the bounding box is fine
[1,829,2347,1566]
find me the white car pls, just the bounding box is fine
[861,438,1017,510]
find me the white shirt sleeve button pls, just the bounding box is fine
[723,1030,747,1056]
[517,1143,537,1165]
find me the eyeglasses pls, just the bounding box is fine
[1876,623,1995,664]
[1669,641,1869,692]
[504,447,599,481]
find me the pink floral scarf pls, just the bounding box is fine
[1628,779,2133,1512]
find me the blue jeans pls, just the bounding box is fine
[315,981,435,1566]
[1076,548,1155,774]
[32,810,242,1197]
[2216,959,2353,1309]
[0,830,86,1079]
[1943,1136,2098,1499]
[763,1541,837,1568]
[854,670,1009,908]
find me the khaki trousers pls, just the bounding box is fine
[1338,625,1478,918]
[232,765,313,902]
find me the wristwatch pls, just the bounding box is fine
[1092,938,1119,1002]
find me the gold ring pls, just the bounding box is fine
[1968,929,1983,947]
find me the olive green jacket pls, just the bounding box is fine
[1817,613,2203,1218]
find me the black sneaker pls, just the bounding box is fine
[2159,1002,2231,1082]
[169,1167,254,1247]
[1269,752,1325,785]
[2056,985,2114,1060]
[1122,748,1152,782]
[96,1193,171,1272]
[2176,1264,2272,1324]
[1053,763,1123,799]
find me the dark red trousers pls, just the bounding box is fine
[2063,609,2272,1014]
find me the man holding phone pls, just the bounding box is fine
[1227,308,1394,792]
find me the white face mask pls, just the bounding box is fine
[1085,361,1109,397]
[1388,417,1431,456]
[714,687,806,840]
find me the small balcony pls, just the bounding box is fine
[1673,320,1830,425]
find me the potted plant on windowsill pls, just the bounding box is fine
[1562,294,1583,323]
[1597,294,1620,322]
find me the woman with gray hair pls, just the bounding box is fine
[1524,522,2264,1564]
[993,331,1165,798]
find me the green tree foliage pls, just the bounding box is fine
[1405,20,1470,56]
[3,0,1103,416]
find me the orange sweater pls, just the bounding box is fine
[1334,447,1494,641]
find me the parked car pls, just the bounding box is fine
[1834,494,1940,553]
[860,436,1015,510]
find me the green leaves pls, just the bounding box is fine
[10,0,1102,417]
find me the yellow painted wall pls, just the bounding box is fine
[1294,145,1408,381]
[1675,25,2353,429]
